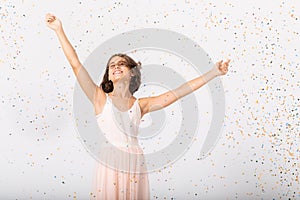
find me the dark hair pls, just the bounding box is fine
[101,53,142,94]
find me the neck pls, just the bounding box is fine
[110,81,132,98]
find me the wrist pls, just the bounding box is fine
[202,69,218,83]
[209,68,220,77]
[54,25,63,34]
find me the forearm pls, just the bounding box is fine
[173,69,219,98]
[146,60,229,112]
[189,69,219,90]
[55,27,81,68]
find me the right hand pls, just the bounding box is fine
[212,59,230,76]
[45,13,62,32]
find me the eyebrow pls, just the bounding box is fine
[109,60,126,65]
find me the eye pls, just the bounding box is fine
[119,61,126,66]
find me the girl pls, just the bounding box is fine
[45,13,230,200]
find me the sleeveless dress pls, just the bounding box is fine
[91,94,150,200]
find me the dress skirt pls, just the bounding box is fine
[91,145,150,200]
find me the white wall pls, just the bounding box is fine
[0,0,299,199]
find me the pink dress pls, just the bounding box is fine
[91,94,150,200]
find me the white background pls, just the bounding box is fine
[0,0,299,199]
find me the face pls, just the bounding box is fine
[108,56,131,83]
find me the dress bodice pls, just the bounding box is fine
[95,95,141,148]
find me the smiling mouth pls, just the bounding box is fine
[113,70,123,75]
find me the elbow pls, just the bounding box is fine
[70,62,82,77]
[70,60,82,70]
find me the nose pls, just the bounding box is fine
[114,64,121,69]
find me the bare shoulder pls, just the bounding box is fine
[94,86,107,115]
[137,97,149,118]
[137,94,172,115]
[137,97,149,108]
[137,96,163,117]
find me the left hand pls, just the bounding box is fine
[45,13,62,32]
[213,59,231,76]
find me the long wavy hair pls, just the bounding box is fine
[100,53,142,95]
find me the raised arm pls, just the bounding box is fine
[45,13,104,105]
[139,60,230,115]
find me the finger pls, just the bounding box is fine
[47,17,55,22]
[222,64,228,70]
[225,59,231,64]
[217,60,223,66]
[46,13,53,18]
[46,14,56,20]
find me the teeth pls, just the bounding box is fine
[114,71,122,75]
